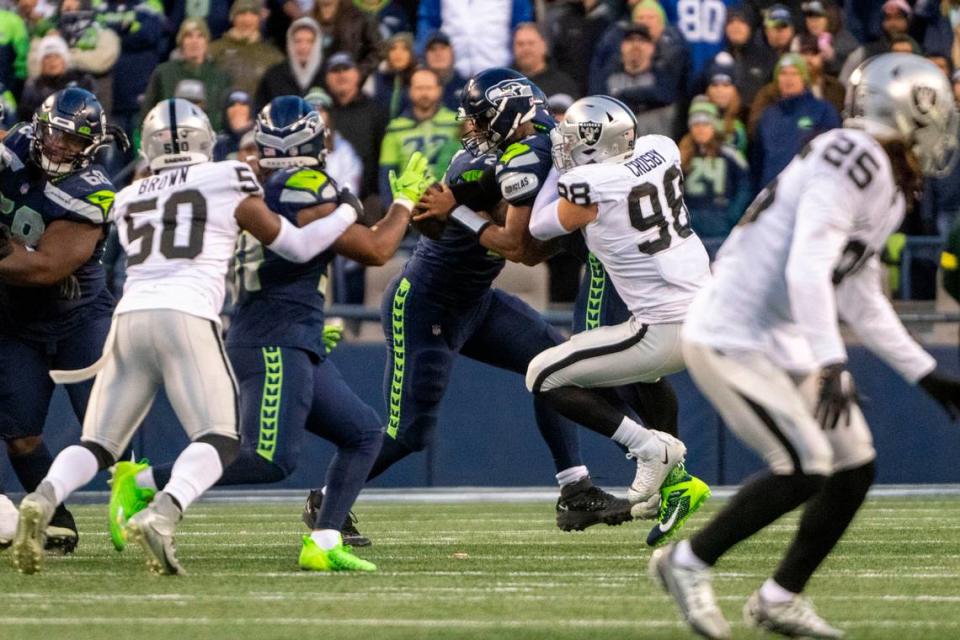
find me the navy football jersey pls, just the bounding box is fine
[405,150,506,307]
[0,123,115,340]
[495,115,555,207]
[228,167,340,357]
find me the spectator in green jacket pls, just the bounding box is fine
[140,17,231,131]
[208,0,284,97]
[378,66,460,206]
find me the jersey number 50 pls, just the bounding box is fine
[124,189,207,266]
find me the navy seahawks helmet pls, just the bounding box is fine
[458,68,545,156]
[32,87,106,176]
[255,96,327,169]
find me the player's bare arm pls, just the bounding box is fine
[0,219,102,287]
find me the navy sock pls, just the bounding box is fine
[366,436,414,482]
[317,427,383,530]
[533,395,584,472]
[151,463,173,490]
[9,442,54,492]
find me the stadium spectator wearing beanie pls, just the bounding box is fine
[140,18,231,132]
[18,34,95,122]
[423,30,466,112]
[512,22,579,101]
[840,0,912,84]
[741,0,804,28]
[800,0,858,77]
[415,0,534,78]
[98,0,165,136]
[715,8,778,109]
[355,0,412,41]
[591,0,690,105]
[311,0,384,82]
[0,9,30,98]
[372,31,417,119]
[702,59,748,155]
[213,90,255,161]
[208,0,284,97]
[751,52,840,189]
[547,0,614,96]
[678,97,751,241]
[170,0,232,41]
[325,51,389,199]
[592,24,675,135]
[255,17,325,108]
[378,67,460,207]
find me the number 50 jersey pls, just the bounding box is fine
[558,134,711,325]
[113,160,262,323]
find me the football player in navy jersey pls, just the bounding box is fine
[0,88,123,554]
[300,69,634,544]
[111,96,433,571]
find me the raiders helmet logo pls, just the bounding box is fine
[912,85,937,115]
[485,80,533,103]
[578,121,602,146]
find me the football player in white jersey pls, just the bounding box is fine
[526,95,712,545]
[650,54,960,640]
[11,99,363,575]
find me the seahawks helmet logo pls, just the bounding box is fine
[912,85,937,115]
[485,80,533,103]
[578,121,602,146]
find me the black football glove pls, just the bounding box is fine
[918,369,960,420]
[0,224,12,260]
[105,123,131,154]
[816,363,859,430]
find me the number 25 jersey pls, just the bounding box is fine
[113,160,262,323]
[558,135,711,325]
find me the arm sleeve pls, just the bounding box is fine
[784,174,856,368]
[837,255,937,383]
[267,204,357,263]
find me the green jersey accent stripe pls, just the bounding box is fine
[585,253,605,331]
[386,277,411,439]
[257,347,283,462]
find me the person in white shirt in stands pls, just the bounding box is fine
[651,53,960,640]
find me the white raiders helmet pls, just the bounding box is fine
[550,95,637,173]
[140,98,216,172]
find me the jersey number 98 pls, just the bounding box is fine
[628,165,692,255]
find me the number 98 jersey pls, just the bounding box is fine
[558,134,710,324]
[113,160,262,323]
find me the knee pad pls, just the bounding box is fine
[411,349,453,404]
[81,440,118,471]
[197,434,241,469]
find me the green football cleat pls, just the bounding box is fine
[109,460,156,552]
[298,536,377,572]
[646,466,711,547]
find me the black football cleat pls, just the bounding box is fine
[44,504,78,554]
[301,489,371,547]
[556,477,633,532]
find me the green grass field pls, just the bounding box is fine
[1,496,959,640]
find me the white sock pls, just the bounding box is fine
[310,529,342,550]
[612,416,653,452]
[163,442,223,512]
[135,466,158,491]
[673,539,708,570]
[760,578,797,604]
[45,445,100,505]
[555,465,590,487]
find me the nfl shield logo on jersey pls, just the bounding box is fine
[578,121,602,146]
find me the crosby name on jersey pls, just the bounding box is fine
[113,160,262,323]
[556,135,711,325]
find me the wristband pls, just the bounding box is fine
[392,197,414,213]
[450,205,491,235]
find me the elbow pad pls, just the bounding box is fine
[267,204,356,263]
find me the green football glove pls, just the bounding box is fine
[389,151,434,204]
[322,323,344,353]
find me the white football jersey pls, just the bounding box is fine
[684,127,936,381]
[113,160,263,323]
[558,135,711,324]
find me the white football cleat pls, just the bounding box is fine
[744,590,844,639]
[627,430,686,505]
[0,493,17,549]
[649,543,731,640]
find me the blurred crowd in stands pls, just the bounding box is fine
[1,0,959,304]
